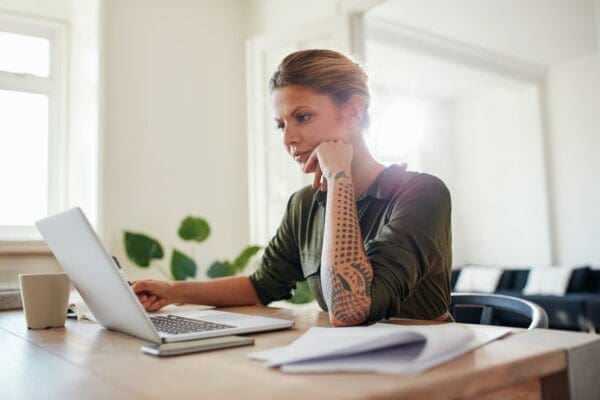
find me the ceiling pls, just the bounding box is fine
[367,0,599,68]
[364,0,599,101]
[365,38,531,102]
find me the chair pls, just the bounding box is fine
[451,292,549,329]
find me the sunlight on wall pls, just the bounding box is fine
[366,92,436,170]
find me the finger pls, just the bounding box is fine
[148,299,166,311]
[131,280,142,291]
[321,176,328,192]
[144,300,156,311]
[303,148,319,173]
[148,299,167,312]
[312,164,322,190]
[132,280,149,294]
[144,299,156,310]
[139,294,147,302]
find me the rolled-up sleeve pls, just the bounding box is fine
[363,177,451,323]
[249,194,304,305]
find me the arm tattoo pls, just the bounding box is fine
[333,170,349,181]
[321,170,373,325]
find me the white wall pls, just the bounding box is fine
[546,54,600,265]
[450,86,552,266]
[245,0,338,37]
[0,0,70,19]
[67,0,100,226]
[102,0,249,279]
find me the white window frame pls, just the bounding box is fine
[0,13,69,242]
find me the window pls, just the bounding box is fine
[0,15,68,241]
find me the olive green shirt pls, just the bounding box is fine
[249,163,452,323]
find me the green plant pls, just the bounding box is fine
[124,216,260,282]
[123,215,313,304]
[206,245,262,278]
[124,216,210,280]
[288,281,314,304]
[123,232,163,267]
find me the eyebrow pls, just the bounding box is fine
[274,106,308,122]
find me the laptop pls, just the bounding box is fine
[36,207,294,344]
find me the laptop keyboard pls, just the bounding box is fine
[150,315,235,335]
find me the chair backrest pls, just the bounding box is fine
[451,292,549,329]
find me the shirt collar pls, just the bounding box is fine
[313,163,407,207]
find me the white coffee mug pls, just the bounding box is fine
[19,273,70,329]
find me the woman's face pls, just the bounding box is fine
[271,85,352,168]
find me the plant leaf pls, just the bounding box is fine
[170,249,197,281]
[232,245,261,272]
[206,261,236,278]
[124,231,164,267]
[178,216,210,242]
[287,281,315,304]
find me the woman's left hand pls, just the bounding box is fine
[303,141,354,191]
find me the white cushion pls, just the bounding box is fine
[523,266,573,296]
[454,266,504,293]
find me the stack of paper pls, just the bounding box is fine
[248,323,512,374]
[68,290,96,322]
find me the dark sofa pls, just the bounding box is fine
[451,266,600,331]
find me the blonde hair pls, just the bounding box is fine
[269,49,370,128]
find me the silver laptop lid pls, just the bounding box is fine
[36,207,161,343]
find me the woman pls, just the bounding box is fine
[132,49,452,326]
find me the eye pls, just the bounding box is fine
[275,121,284,130]
[297,114,311,122]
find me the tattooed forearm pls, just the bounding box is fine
[321,170,373,326]
[331,170,350,181]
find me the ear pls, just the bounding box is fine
[342,95,366,128]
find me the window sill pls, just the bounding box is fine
[0,241,51,255]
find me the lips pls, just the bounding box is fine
[293,150,311,162]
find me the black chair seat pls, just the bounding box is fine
[451,292,549,330]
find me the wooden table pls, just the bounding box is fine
[1,305,598,400]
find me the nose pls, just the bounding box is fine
[283,126,301,148]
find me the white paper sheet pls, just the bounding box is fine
[68,290,97,322]
[249,323,512,375]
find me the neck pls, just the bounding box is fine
[350,140,386,198]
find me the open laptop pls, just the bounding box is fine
[36,207,294,344]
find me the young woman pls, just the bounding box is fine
[132,49,452,326]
